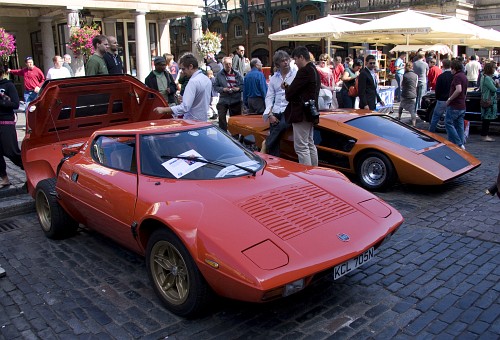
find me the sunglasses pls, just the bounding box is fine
[368,62,376,65]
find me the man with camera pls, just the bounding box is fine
[284,46,321,166]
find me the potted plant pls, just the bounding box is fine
[68,25,101,59]
[0,28,16,68]
[195,30,223,59]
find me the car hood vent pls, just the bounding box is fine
[238,183,356,240]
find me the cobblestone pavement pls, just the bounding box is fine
[0,118,499,339]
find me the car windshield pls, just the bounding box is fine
[140,126,263,179]
[346,115,439,151]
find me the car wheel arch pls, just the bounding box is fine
[354,149,398,191]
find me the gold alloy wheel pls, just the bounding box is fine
[150,240,190,305]
[35,190,52,232]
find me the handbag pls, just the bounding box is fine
[480,98,492,109]
[348,77,358,97]
[480,75,493,109]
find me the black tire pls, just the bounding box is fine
[35,178,78,239]
[428,103,446,132]
[146,228,213,317]
[356,151,396,191]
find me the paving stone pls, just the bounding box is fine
[439,306,463,324]
[478,303,500,323]
[427,319,449,335]
[405,310,440,336]
[1,133,500,338]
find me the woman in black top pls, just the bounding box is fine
[0,65,24,187]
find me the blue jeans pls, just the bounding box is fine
[429,100,447,132]
[24,90,37,105]
[265,113,288,157]
[415,83,426,111]
[395,73,403,101]
[340,88,355,108]
[445,107,465,146]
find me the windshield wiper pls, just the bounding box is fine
[160,155,257,176]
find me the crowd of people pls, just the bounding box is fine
[2,36,499,184]
[393,49,499,146]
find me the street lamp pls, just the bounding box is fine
[219,8,229,24]
[79,9,94,27]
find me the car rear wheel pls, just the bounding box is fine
[146,229,212,317]
[35,178,78,239]
[357,152,396,191]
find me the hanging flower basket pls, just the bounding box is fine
[68,25,100,57]
[195,30,223,58]
[0,28,16,63]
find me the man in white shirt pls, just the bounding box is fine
[263,50,297,156]
[153,54,211,121]
[46,55,71,80]
[465,55,480,87]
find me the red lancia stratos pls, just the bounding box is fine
[22,75,403,317]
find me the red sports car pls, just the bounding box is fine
[22,75,403,317]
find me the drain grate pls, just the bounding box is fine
[0,221,22,233]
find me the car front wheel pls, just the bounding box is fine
[357,152,396,191]
[35,178,78,239]
[146,229,212,317]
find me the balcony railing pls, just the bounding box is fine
[368,0,401,9]
[330,0,360,13]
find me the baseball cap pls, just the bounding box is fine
[154,56,166,64]
[25,56,33,62]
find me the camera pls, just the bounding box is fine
[304,99,319,118]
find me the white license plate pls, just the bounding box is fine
[333,247,375,280]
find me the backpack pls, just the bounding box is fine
[348,77,358,97]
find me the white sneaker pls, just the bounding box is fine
[460,145,466,150]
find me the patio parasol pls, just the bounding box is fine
[341,10,483,45]
[268,15,359,41]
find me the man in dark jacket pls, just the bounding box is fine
[213,56,244,131]
[145,56,177,106]
[103,36,124,74]
[284,46,321,166]
[429,59,453,132]
[358,55,384,110]
[0,65,24,187]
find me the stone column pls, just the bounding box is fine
[135,10,150,82]
[66,8,84,76]
[39,17,56,74]
[159,19,171,56]
[192,13,203,63]
[66,8,81,44]
[103,18,117,37]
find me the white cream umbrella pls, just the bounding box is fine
[341,10,481,45]
[268,15,360,41]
